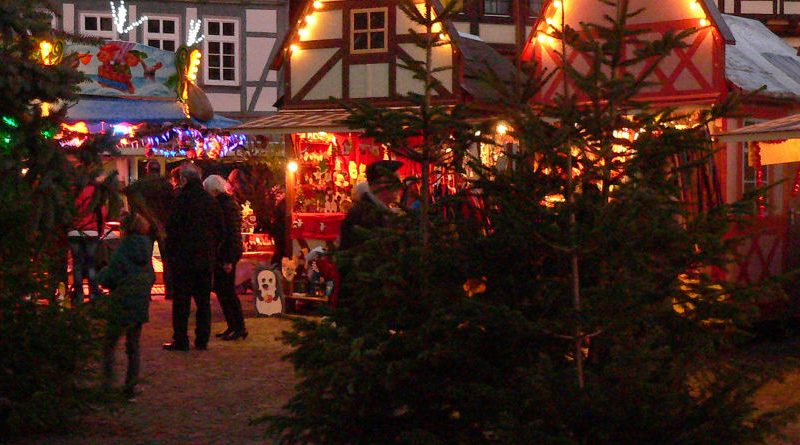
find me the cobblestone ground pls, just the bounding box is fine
[10,293,800,444]
[19,292,299,445]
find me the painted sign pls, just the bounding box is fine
[67,40,178,98]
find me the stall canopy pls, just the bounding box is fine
[67,96,240,128]
[233,109,352,135]
[718,113,800,165]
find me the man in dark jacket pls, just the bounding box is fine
[162,163,223,351]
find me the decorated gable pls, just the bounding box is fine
[522,0,729,105]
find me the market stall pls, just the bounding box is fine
[52,37,261,297]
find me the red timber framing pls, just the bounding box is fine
[521,0,731,106]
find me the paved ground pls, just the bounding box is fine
[11,293,800,444]
[18,292,299,445]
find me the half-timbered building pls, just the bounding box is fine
[522,0,800,305]
[50,0,288,119]
[235,0,519,302]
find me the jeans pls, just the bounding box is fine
[103,323,143,391]
[68,236,101,304]
[213,263,245,332]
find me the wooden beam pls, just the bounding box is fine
[291,48,344,102]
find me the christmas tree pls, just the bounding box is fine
[0,0,120,435]
[266,1,796,443]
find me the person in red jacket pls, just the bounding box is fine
[68,181,108,305]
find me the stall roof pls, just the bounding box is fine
[724,14,800,99]
[232,109,353,135]
[718,113,800,142]
[66,96,240,129]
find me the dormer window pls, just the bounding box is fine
[351,8,387,54]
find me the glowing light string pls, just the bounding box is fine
[186,19,205,46]
[110,0,148,34]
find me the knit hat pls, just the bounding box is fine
[365,160,402,185]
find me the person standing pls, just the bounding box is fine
[123,160,175,300]
[68,179,108,305]
[337,160,403,310]
[339,160,403,250]
[203,175,247,341]
[162,163,222,351]
[97,213,154,400]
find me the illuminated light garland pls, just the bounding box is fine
[110,0,148,34]
[792,165,800,196]
[186,19,205,46]
[131,127,248,159]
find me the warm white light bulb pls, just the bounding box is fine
[287,161,299,173]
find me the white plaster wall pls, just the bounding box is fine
[247,86,278,111]
[291,47,340,97]
[127,5,137,42]
[787,3,800,14]
[453,21,470,34]
[740,1,773,14]
[305,60,342,100]
[398,43,452,95]
[349,63,390,98]
[303,10,342,41]
[63,4,75,33]
[205,93,241,112]
[246,9,277,33]
[478,23,515,44]
[246,37,276,81]
[397,3,437,35]
[186,8,197,29]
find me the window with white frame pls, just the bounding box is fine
[204,18,239,85]
[351,8,387,54]
[484,0,512,15]
[80,12,114,39]
[144,16,180,51]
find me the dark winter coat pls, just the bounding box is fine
[339,193,393,251]
[97,234,154,324]
[165,180,223,273]
[216,193,243,265]
[123,175,175,242]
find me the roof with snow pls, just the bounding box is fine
[724,14,800,99]
[456,32,519,102]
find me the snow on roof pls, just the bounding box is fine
[724,14,800,99]
[457,31,483,42]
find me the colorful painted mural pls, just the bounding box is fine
[67,40,178,98]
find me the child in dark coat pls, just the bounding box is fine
[98,213,155,400]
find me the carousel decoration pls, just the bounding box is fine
[110,0,148,35]
[186,19,205,47]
